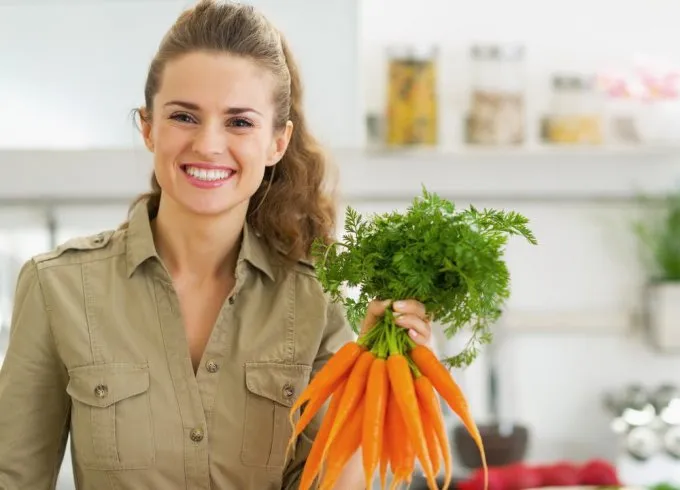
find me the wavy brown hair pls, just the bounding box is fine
[128,0,338,263]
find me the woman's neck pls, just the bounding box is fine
[152,196,248,284]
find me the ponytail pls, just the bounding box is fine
[246,34,338,263]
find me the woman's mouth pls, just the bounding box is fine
[180,164,236,188]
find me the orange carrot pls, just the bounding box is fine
[325,350,375,450]
[411,345,487,490]
[385,394,401,490]
[362,357,389,486]
[379,388,391,490]
[386,391,414,489]
[421,406,441,477]
[379,436,389,490]
[319,396,366,490]
[289,341,363,422]
[290,374,344,446]
[386,353,438,490]
[298,378,348,490]
[415,375,453,490]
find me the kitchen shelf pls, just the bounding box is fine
[1,145,679,202]
[350,143,680,158]
[500,308,634,334]
[332,144,680,202]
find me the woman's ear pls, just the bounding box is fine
[267,120,293,166]
[139,108,154,152]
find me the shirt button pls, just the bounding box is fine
[205,360,219,373]
[190,428,204,443]
[282,383,295,399]
[93,384,108,398]
[228,296,235,305]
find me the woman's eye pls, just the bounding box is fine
[170,112,196,124]
[230,118,254,128]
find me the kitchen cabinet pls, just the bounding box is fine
[0,207,50,342]
[53,204,130,245]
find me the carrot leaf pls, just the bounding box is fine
[311,187,537,369]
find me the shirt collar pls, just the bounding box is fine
[125,198,159,277]
[125,197,275,280]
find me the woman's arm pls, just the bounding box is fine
[0,260,70,488]
[281,299,356,490]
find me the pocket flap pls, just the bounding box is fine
[67,363,150,408]
[244,362,311,408]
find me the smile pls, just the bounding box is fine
[181,164,234,182]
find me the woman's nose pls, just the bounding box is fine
[192,122,227,157]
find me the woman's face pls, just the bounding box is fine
[141,51,292,217]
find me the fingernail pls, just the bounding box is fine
[409,329,418,339]
[393,300,406,310]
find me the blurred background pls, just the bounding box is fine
[2,0,680,488]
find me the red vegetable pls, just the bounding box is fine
[536,462,580,486]
[498,463,542,490]
[577,459,620,485]
[462,467,507,490]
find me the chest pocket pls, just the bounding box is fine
[66,363,154,470]
[241,362,312,468]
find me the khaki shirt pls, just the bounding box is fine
[0,199,354,490]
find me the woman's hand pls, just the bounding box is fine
[360,299,432,346]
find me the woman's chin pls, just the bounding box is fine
[177,194,249,220]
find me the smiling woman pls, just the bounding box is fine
[0,1,434,490]
[139,52,288,217]
[131,13,334,261]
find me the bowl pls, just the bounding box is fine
[454,423,530,469]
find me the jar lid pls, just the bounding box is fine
[470,43,525,60]
[386,44,438,61]
[552,73,595,90]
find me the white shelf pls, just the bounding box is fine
[331,145,680,202]
[0,145,679,202]
[500,308,634,333]
[349,143,680,158]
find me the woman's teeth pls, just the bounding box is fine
[184,166,233,181]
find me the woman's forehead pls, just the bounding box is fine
[156,51,276,112]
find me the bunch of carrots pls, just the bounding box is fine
[287,308,488,490]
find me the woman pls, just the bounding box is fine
[0,1,432,489]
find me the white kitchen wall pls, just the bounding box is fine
[0,0,362,150]
[1,0,680,484]
[357,0,680,466]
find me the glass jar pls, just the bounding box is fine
[546,74,603,145]
[384,45,438,147]
[466,44,526,146]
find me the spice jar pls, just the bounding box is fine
[545,74,603,145]
[384,45,438,147]
[466,44,526,146]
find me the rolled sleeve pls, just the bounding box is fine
[0,260,70,489]
[281,300,354,490]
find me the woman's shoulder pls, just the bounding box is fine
[31,228,126,269]
[290,256,317,278]
[270,253,326,297]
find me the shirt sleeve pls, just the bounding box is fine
[0,260,70,489]
[280,300,355,490]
